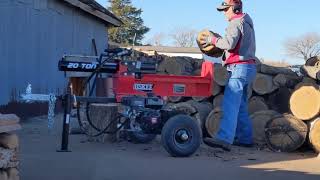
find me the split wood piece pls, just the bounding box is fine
[250,110,281,145]
[212,81,222,96]
[212,94,224,108]
[205,107,223,138]
[253,73,279,95]
[0,133,19,149]
[197,30,224,58]
[258,64,297,76]
[0,125,21,134]
[213,64,229,86]
[301,65,320,80]
[308,118,320,153]
[186,100,213,130]
[0,114,20,126]
[265,114,308,152]
[290,83,320,120]
[248,96,269,115]
[273,74,301,88]
[88,103,119,143]
[267,87,292,114]
[167,96,185,103]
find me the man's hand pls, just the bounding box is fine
[199,33,215,48]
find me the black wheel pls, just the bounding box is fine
[161,114,201,157]
[128,120,156,144]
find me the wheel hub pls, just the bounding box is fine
[175,129,190,143]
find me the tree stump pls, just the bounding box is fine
[248,96,269,115]
[290,84,320,121]
[265,114,308,152]
[205,108,223,137]
[253,73,279,95]
[87,103,119,143]
[250,110,280,145]
[308,118,320,153]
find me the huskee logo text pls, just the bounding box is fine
[134,83,153,91]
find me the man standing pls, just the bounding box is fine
[199,0,257,151]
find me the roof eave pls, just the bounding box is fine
[63,0,122,27]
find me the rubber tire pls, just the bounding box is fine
[129,131,157,144]
[161,114,201,157]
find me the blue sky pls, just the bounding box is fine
[97,0,320,64]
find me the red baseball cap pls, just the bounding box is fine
[217,0,242,11]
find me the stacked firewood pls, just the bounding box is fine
[126,49,320,153]
[0,114,21,180]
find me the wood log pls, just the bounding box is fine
[211,81,222,96]
[205,107,223,137]
[213,64,229,86]
[308,118,320,153]
[302,77,317,84]
[168,96,185,103]
[265,114,308,152]
[273,74,301,88]
[258,64,297,76]
[250,110,281,145]
[0,125,21,134]
[169,102,199,126]
[0,148,18,169]
[159,56,194,75]
[186,100,212,130]
[191,96,208,102]
[212,94,224,108]
[7,168,19,180]
[305,56,320,66]
[0,114,19,126]
[70,77,86,96]
[301,65,320,80]
[290,84,320,120]
[253,73,279,95]
[0,133,19,149]
[248,96,269,115]
[88,103,119,143]
[267,87,292,113]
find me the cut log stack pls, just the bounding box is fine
[131,49,320,154]
[0,113,21,180]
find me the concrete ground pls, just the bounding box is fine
[19,115,320,180]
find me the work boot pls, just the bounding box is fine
[301,65,320,80]
[203,137,231,152]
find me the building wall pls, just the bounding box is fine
[0,0,109,106]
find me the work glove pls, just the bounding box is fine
[199,32,216,48]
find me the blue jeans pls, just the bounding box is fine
[216,64,257,144]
